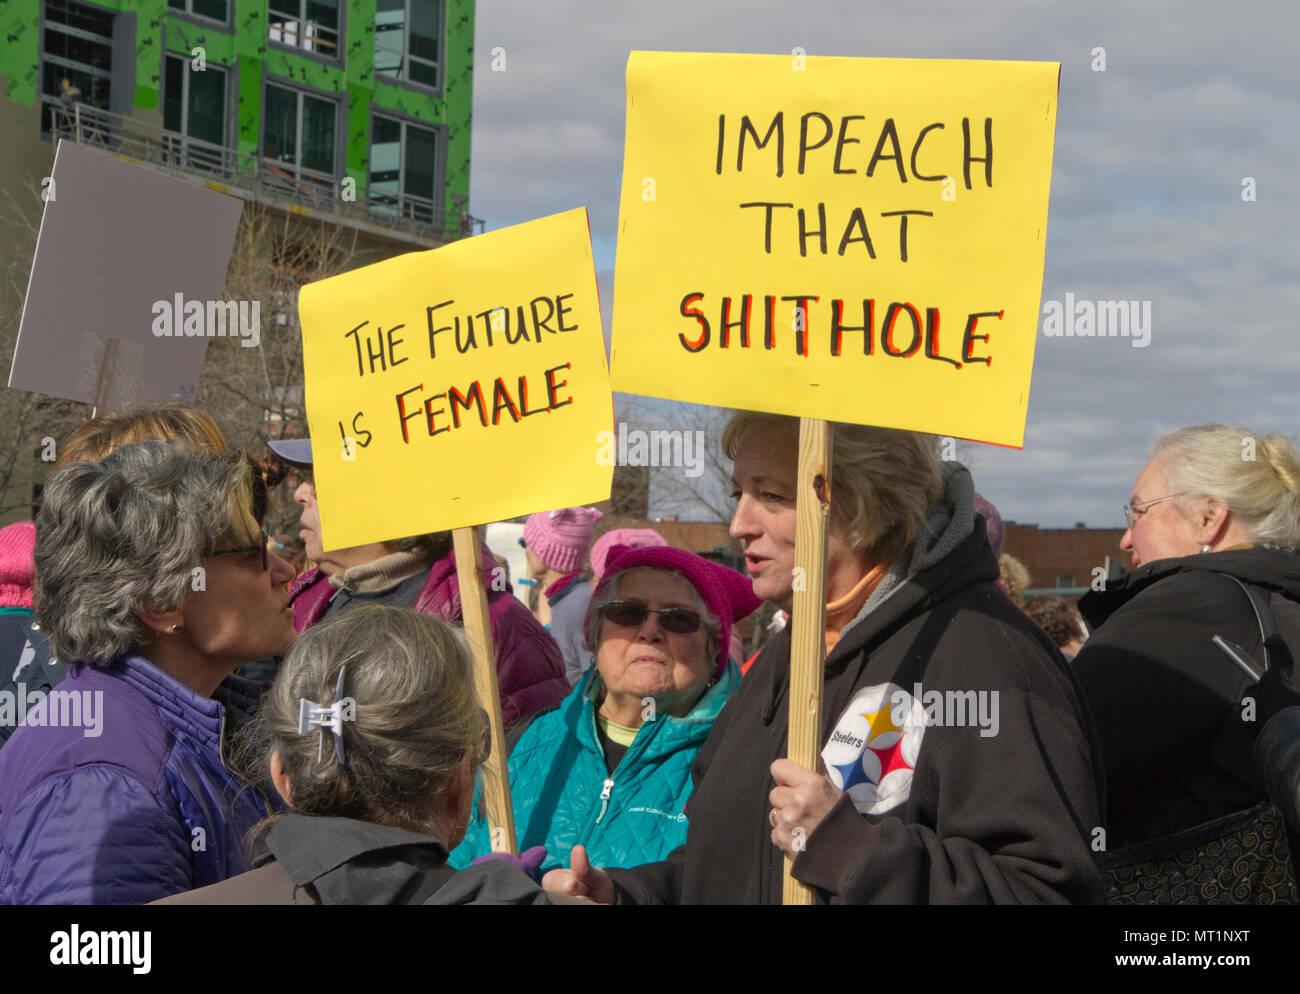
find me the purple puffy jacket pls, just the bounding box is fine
[289,542,568,726]
[0,655,273,905]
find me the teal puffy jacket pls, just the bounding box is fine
[451,662,740,874]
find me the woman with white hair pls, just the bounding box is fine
[0,441,297,904]
[1073,423,1300,902]
[546,412,1106,904]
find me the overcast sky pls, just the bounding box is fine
[467,0,1298,528]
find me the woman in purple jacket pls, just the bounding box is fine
[0,441,298,904]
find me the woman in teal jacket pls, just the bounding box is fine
[452,544,761,874]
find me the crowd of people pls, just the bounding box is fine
[1,402,1299,904]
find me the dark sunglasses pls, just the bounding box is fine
[600,600,704,635]
[209,529,270,571]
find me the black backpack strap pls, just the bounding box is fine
[1216,573,1278,670]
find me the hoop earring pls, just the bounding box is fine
[170,624,183,632]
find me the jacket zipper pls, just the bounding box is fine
[583,702,666,838]
[595,777,615,824]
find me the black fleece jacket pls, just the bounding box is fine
[1074,546,1300,850]
[606,500,1106,904]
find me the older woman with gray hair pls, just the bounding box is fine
[0,440,297,904]
[451,543,760,876]
[158,605,565,904]
[546,412,1106,904]
[1074,423,1300,903]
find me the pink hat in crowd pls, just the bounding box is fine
[974,493,1004,559]
[589,527,668,579]
[0,521,37,610]
[523,507,604,574]
[587,544,762,677]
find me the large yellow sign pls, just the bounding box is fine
[612,53,1059,448]
[299,208,613,550]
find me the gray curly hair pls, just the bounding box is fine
[34,440,259,664]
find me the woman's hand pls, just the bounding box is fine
[541,845,616,904]
[768,758,844,858]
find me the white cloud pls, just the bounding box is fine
[469,0,1299,526]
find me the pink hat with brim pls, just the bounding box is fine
[586,544,762,677]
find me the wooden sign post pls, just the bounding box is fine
[611,52,1060,905]
[452,526,518,856]
[296,209,614,862]
[783,418,833,904]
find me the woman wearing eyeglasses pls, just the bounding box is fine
[450,543,761,875]
[0,402,243,749]
[1071,424,1300,899]
[0,441,297,905]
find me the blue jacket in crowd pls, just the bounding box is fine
[0,655,274,904]
[452,662,740,874]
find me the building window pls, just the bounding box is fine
[268,0,340,58]
[369,114,439,222]
[374,0,440,89]
[164,54,227,150]
[40,0,114,134]
[261,83,337,194]
[1056,575,1075,589]
[167,0,230,24]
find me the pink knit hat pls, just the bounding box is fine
[586,544,762,677]
[0,521,36,610]
[590,527,668,579]
[524,507,604,574]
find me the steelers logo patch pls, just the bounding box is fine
[821,683,925,815]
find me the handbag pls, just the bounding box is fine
[1103,574,1300,904]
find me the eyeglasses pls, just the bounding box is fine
[209,529,270,571]
[600,600,704,634]
[250,467,269,525]
[1122,494,1185,530]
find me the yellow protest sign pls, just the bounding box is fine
[612,53,1059,448]
[298,207,613,550]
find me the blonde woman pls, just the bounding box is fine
[546,412,1105,905]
